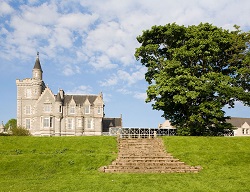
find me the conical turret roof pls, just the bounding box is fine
[55,92,62,102]
[33,52,42,70]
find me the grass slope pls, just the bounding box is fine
[0,136,249,192]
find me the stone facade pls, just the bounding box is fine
[16,53,121,136]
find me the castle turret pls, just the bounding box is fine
[16,52,46,128]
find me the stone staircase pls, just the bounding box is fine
[102,138,202,173]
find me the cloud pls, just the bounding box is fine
[84,21,136,69]
[21,2,59,25]
[63,64,80,76]
[117,88,147,101]
[102,93,112,103]
[1,2,99,63]
[100,66,146,87]
[66,85,93,95]
[133,92,147,100]
[117,88,132,95]
[49,27,73,48]
[99,74,118,87]
[27,0,39,5]
[89,54,118,70]
[118,67,146,85]
[10,16,51,38]
[1,0,250,75]
[58,13,99,31]
[0,1,14,16]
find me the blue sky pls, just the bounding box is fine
[1,0,250,127]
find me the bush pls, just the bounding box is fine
[10,126,31,136]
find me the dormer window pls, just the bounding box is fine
[70,105,75,114]
[85,105,90,114]
[97,106,101,114]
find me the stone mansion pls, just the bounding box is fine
[16,53,122,136]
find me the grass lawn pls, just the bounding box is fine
[0,136,249,192]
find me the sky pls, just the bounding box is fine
[1,0,250,128]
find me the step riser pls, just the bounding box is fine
[105,169,200,173]
[112,162,185,166]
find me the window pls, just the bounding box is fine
[67,118,74,129]
[26,89,31,98]
[59,105,62,113]
[25,119,31,129]
[85,105,90,114]
[43,117,53,128]
[70,105,75,114]
[43,117,50,127]
[44,104,51,112]
[25,105,31,115]
[246,129,249,135]
[242,128,245,135]
[97,106,101,114]
[77,119,82,127]
[86,118,93,129]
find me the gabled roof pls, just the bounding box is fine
[63,95,98,105]
[36,86,55,104]
[226,117,250,128]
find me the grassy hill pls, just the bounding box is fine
[0,136,249,192]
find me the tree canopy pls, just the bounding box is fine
[135,23,250,136]
[5,118,17,130]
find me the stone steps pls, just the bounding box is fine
[101,138,202,173]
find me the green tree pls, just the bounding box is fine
[135,23,250,136]
[4,119,30,136]
[5,118,17,131]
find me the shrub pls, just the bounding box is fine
[10,126,31,136]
